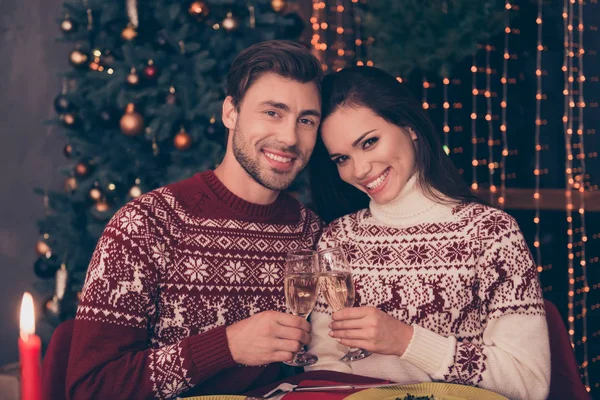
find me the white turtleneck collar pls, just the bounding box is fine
[368,174,456,228]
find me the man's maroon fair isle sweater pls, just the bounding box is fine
[307,175,550,400]
[66,171,323,400]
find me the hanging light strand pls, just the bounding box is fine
[353,0,365,66]
[443,76,451,155]
[334,0,344,71]
[422,77,430,110]
[471,55,478,191]
[575,0,590,391]
[485,45,495,203]
[533,0,543,271]
[563,0,576,349]
[311,0,326,68]
[500,1,511,208]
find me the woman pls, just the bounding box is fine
[306,67,550,400]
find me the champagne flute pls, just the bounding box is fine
[283,250,320,366]
[318,246,372,362]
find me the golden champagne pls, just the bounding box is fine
[284,273,319,318]
[320,272,355,311]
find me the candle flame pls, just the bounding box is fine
[20,292,35,340]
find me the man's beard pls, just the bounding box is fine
[232,121,303,191]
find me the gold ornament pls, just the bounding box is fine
[69,49,88,67]
[64,177,77,192]
[36,240,52,257]
[188,1,210,21]
[174,128,192,150]
[95,201,110,212]
[222,12,239,31]
[60,14,76,33]
[129,185,142,198]
[89,187,103,201]
[120,103,145,136]
[61,113,77,127]
[126,68,140,86]
[121,24,138,41]
[271,0,286,12]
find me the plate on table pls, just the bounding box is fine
[343,382,507,400]
[180,396,246,400]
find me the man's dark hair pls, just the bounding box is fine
[226,40,323,109]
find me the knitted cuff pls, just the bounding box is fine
[400,324,456,378]
[186,326,238,382]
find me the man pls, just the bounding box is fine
[66,40,324,399]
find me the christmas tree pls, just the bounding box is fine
[364,0,505,77]
[34,0,305,332]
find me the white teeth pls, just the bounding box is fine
[366,169,389,190]
[264,152,293,163]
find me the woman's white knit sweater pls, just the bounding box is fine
[307,176,550,400]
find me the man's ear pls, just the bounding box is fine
[222,96,238,130]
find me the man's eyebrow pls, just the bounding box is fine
[259,101,290,111]
[259,101,321,118]
[299,109,321,118]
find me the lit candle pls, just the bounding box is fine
[19,292,42,400]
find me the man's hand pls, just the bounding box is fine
[329,306,414,356]
[226,311,311,366]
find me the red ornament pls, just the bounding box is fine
[143,61,159,80]
[75,161,90,177]
[188,1,210,21]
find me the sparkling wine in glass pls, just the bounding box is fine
[283,250,320,366]
[318,246,372,362]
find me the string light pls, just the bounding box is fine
[471,55,478,191]
[334,0,344,71]
[534,0,543,276]
[485,44,495,204]
[563,0,576,350]
[499,1,511,208]
[575,0,590,391]
[422,77,430,110]
[311,1,327,69]
[352,0,365,66]
[313,1,367,71]
[443,76,450,155]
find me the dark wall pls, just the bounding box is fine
[0,0,67,364]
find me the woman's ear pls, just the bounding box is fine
[408,127,418,141]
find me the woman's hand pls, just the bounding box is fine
[329,306,414,356]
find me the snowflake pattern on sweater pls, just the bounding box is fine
[69,171,323,399]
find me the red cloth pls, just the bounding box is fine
[65,171,323,399]
[544,300,591,400]
[42,319,74,400]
